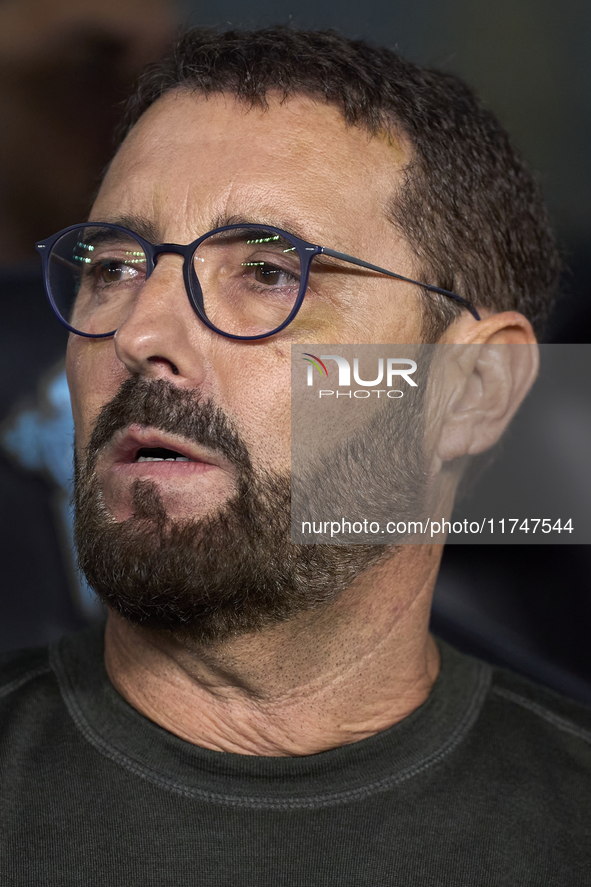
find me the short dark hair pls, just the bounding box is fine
[121,26,561,340]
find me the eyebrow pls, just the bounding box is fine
[86,214,161,243]
[211,213,315,243]
[86,213,316,246]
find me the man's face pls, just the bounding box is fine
[67,91,426,639]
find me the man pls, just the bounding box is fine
[1,26,589,885]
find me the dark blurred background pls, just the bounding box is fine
[0,0,589,700]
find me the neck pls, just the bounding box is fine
[104,546,443,756]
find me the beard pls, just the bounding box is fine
[74,376,386,644]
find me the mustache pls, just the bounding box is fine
[83,376,252,474]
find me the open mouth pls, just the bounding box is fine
[135,447,192,463]
[101,426,228,474]
[97,427,235,521]
[105,427,223,470]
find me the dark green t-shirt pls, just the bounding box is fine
[1,626,589,886]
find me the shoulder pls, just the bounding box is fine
[432,641,591,841]
[436,638,591,753]
[0,644,53,702]
[0,632,102,758]
[470,658,591,805]
[0,644,61,749]
[487,663,591,747]
[0,644,60,732]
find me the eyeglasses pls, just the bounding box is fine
[35,222,480,341]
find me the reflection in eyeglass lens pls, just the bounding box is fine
[193,227,302,337]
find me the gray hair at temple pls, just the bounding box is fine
[119,26,561,342]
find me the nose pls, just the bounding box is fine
[113,253,211,387]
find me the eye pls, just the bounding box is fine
[97,260,140,285]
[251,262,299,287]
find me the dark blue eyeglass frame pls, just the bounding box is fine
[35,221,480,341]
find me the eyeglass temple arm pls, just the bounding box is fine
[51,253,81,272]
[320,247,481,321]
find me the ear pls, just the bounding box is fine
[434,312,539,464]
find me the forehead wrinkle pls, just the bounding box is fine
[91,183,406,261]
[87,206,317,248]
[97,92,411,255]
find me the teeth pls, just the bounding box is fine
[137,455,191,462]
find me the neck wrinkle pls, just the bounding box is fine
[104,546,443,756]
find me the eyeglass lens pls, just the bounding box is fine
[47,225,304,338]
[192,228,301,337]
